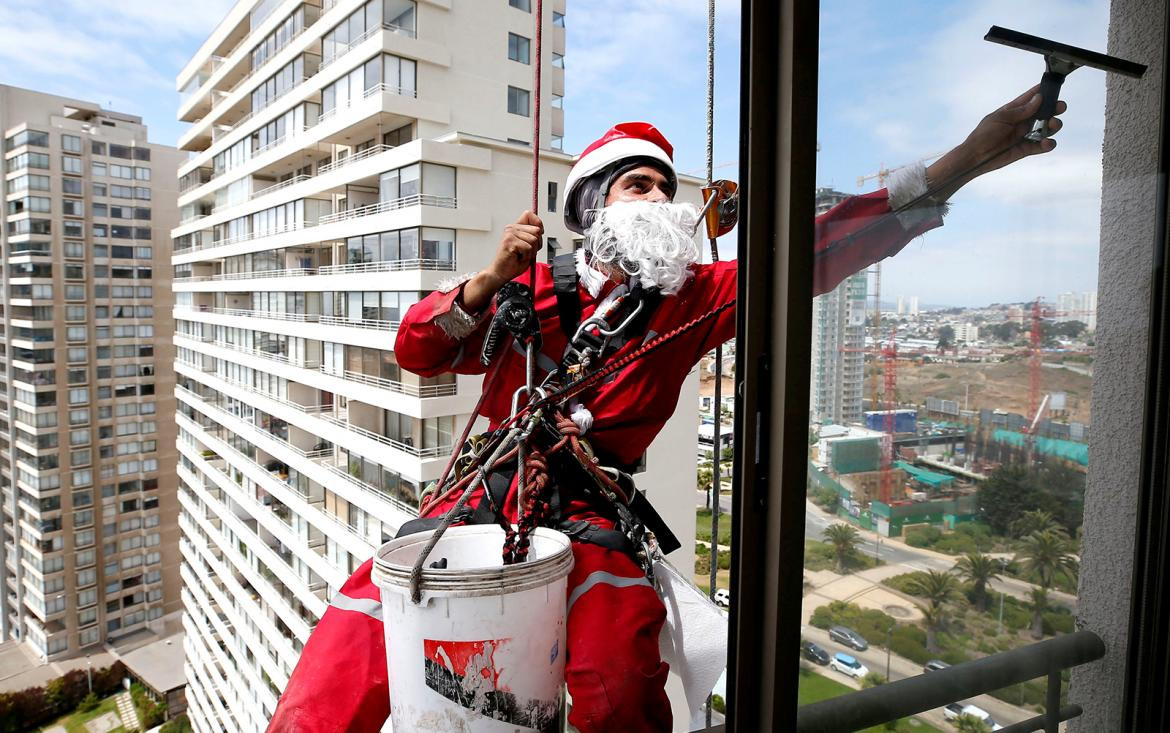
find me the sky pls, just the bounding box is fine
[0,0,1117,307]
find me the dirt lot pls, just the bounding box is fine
[894,359,1093,423]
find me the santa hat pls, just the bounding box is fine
[563,122,677,233]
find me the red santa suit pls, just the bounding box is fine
[267,124,944,732]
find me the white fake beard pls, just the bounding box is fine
[586,200,702,296]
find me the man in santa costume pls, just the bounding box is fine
[268,86,1063,732]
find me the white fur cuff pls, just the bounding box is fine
[432,272,487,340]
[888,160,950,230]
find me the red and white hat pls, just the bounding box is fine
[563,121,677,232]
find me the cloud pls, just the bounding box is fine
[0,0,235,144]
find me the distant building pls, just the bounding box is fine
[809,189,866,426]
[1056,291,1097,331]
[0,85,182,661]
[909,296,920,317]
[954,322,979,343]
[896,295,905,315]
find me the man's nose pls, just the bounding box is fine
[645,187,671,203]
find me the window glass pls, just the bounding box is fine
[508,86,530,116]
[508,32,531,64]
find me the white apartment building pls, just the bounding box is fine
[1056,290,1098,331]
[173,2,699,730]
[0,86,182,661]
[809,188,867,426]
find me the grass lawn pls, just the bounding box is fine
[696,508,732,546]
[798,669,945,733]
[39,695,126,733]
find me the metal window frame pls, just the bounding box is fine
[727,0,819,729]
[1124,2,1170,729]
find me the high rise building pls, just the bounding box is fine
[809,187,867,426]
[172,2,700,730]
[909,295,920,317]
[1056,290,1098,331]
[0,86,182,661]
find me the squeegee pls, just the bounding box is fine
[984,26,1146,140]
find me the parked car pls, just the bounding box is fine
[942,703,1003,730]
[800,640,830,666]
[828,625,869,651]
[923,659,951,673]
[713,588,730,607]
[829,652,869,679]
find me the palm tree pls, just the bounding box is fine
[1011,509,1059,539]
[1017,529,1079,591]
[1028,587,1050,639]
[954,552,1002,612]
[823,523,860,574]
[697,466,714,507]
[907,570,961,653]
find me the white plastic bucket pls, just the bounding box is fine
[372,525,574,732]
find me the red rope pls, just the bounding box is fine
[529,0,544,291]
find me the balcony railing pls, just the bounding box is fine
[315,455,418,517]
[320,366,456,397]
[317,82,418,125]
[318,194,456,225]
[321,23,417,69]
[317,143,394,175]
[172,258,455,284]
[795,630,1106,733]
[317,414,447,458]
[250,174,312,200]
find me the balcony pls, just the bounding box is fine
[318,193,455,225]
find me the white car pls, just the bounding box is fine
[713,588,730,607]
[829,652,869,679]
[943,703,1003,730]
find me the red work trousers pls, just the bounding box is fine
[267,541,671,732]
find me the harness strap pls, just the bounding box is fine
[552,252,581,341]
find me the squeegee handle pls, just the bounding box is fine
[1035,70,1065,123]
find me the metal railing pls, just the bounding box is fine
[315,455,418,517]
[317,258,457,274]
[795,630,1105,733]
[250,174,311,200]
[320,366,456,397]
[317,143,394,175]
[317,82,418,124]
[317,314,398,331]
[318,194,456,225]
[321,23,417,69]
[317,413,447,458]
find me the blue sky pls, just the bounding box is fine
[0,0,1113,306]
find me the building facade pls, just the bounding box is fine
[0,86,182,661]
[173,1,700,730]
[809,187,867,426]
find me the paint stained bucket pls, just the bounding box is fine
[372,525,574,732]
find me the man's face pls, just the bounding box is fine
[604,165,675,206]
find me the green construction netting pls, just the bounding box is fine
[992,429,1089,466]
[893,460,956,487]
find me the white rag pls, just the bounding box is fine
[655,558,728,730]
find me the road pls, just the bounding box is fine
[801,624,1036,729]
[694,490,1076,609]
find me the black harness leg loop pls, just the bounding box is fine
[552,252,582,341]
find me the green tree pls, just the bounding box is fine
[1017,529,1079,590]
[697,466,713,508]
[1011,509,1059,539]
[937,325,955,349]
[1028,587,1050,639]
[907,570,960,653]
[954,552,1001,612]
[823,523,860,574]
[977,465,1045,534]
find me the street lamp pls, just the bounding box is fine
[86,654,92,694]
[996,557,1010,636]
[885,622,894,682]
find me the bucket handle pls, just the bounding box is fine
[409,422,527,604]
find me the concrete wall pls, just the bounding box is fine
[1070,0,1164,728]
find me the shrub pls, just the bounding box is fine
[1043,611,1076,635]
[905,526,941,548]
[881,572,931,596]
[78,692,101,712]
[710,694,726,714]
[161,713,193,733]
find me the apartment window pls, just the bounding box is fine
[553,10,565,26]
[552,52,565,69]
[92,182,106,196]
[4,129,49,150]
[9,151,50,170]
[508,86,530,117]
[61,134,81,153]
[551,135,564,151]
[63,199,84,217]
[91,141,106,155]
[62,155,82,174]
[552,93,564,109]
[6,174,50,193]
[547,181,558,212]
[508,32,531,64]
[508,0,531,10]
[63,178,82,194]
[7,196,50,214]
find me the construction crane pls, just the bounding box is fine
[1025,297,1096,432]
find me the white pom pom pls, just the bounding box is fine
[570,403,594,434]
